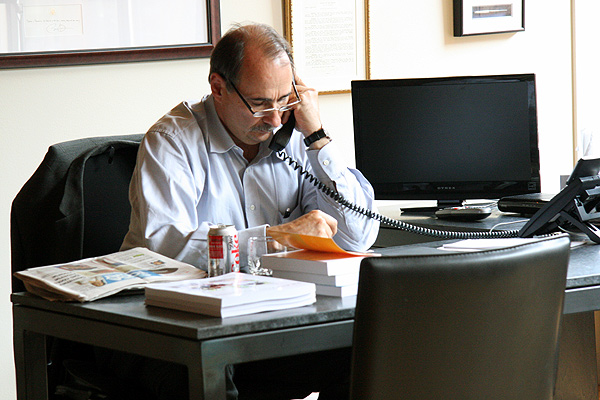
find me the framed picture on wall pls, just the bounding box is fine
[283,0,370,94]
[0,0,221,68]
[453,0,525,37]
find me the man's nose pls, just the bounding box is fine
[261,111,283,128]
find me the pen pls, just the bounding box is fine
[283,208,292,218]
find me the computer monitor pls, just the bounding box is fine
[351,73,541,208]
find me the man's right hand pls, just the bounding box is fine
[266,210,338,247]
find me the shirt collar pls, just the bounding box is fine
[202,95,238,154]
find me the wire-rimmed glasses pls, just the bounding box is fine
[229,78,301,118]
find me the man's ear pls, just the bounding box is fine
[210,73,227,100]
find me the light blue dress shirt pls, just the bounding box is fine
[121,95,379,269]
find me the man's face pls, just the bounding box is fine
[214,50,295,148]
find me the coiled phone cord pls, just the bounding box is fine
[276,150,521,240]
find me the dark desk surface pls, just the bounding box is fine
[395,208,528,232]
[10,291,356,341]
[11,235,600,339]
[379,238,600,290]
[377,208,600,286]
[374,208,530,247]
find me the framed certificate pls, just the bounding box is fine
[284,0,370,94]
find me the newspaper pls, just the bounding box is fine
[14,247,206,302]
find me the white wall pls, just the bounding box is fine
[573,0,600,159]
[0,1,575,398]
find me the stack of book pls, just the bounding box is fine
[263,231,379,298]
[262,250,366,297]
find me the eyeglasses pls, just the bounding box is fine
[228,78,301,118]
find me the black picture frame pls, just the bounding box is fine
[453,0,525,37]
[0,0,221,69]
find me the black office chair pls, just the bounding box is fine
[11,134,144,291]
[11,134,145,399]
[350,235,570,400]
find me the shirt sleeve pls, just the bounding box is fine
[300,136,380,252]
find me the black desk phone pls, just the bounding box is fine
[267,111,518,240]
[269,112,295,152]
[519,158,600,243]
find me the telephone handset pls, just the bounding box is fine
[269,111,518,240]
[269,112,295,152]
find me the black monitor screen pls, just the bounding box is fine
[351,74,540,203]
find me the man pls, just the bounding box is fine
[121,23,378,268]
[120,23,379,399]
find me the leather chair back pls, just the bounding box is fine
[350,235,570,400]
[82,143,139,258]
[11,134,143,292]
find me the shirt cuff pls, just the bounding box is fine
[306,141,344,183]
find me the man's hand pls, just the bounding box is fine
[291,76,322,136]
[266,210,338,247]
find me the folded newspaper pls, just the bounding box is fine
[14,247,206,302]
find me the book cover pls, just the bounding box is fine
[145,272,316,318]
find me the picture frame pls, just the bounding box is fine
[283,0,370,94]
[453,0,525,37]
[0,0,221,69]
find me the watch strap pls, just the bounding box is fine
[303,128,328,146]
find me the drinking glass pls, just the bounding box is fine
[247,236,287,276]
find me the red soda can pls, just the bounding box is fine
[207,224,240,277]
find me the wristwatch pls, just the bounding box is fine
[303,128,330,147]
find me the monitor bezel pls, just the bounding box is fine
[351,73,541,203]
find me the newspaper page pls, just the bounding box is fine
[15,247,206,302]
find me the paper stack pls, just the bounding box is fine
[262,250,363,297]
[145,272,316,318]
[264,231,378,297]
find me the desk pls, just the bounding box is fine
[12,236,600,400]
[12,292,356,400]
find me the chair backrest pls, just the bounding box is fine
[82,143,139,258]
[350,235,570,400]
[11,134,144,292]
